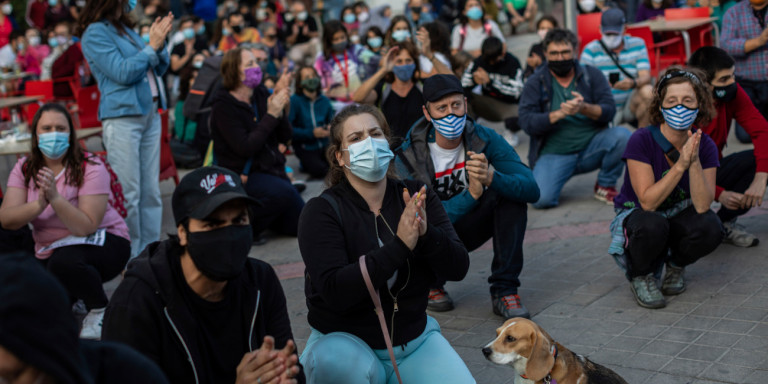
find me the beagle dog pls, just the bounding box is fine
[482,318,628,384]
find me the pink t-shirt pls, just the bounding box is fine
[7,157,131,259]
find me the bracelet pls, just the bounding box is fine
[631,79,637,88]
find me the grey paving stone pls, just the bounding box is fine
[710,318,758,334]
[749,323,768,337]
[659,359,712,377]
[572,331,616,348]
[640,340,689,357]
[603,365,655,383]
[725,307,768,322]
[622,323,669,338]
[640,312,686,326]
[585,349,634,366]
[621,353,672,371]
[659,327,704,343]
[742,296,768,310]
[691,304,738,319]
[699,363,755,383]
[717,349,768,368]
[676,315,721,331]
[645,372,696,384]
[604,335,652,352]
[732,335,768,351]
[693,331,743,348]
[743,370,768,384]
[678,344,728,362]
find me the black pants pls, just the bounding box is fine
[44,233,130,310]
[623,207,723,279]
[293,145,330,179]
[737,78,768,144]
[716,150,757,223]
[433,189,527,297]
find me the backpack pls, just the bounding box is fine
[458,22,492,51]
[86,153,128,218]
[378,82,423,109]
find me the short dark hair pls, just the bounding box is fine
[220,48,245,91]
[481,36,504,63]
[542,28,578,53]
[294,65,319,95]
[536,15,559,29]
[688,47,735,83]
[649,67,715,128]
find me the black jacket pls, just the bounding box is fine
[210,86,292,178]
[102,239,304,384]
[297,178,469,349]
[460,52,525,103]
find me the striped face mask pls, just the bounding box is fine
[661,104,698,131]
[431,113,467,140]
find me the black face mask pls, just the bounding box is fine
[232,25,244,34]
[410,6,422,14]
[186,225,253,282]
[548,59,574,77]
[713,82,737,103]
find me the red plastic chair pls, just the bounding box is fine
[664,7,714,55]
[577,13,603,55]
[626,25,686,78]
[73,86,101,130]
[24,80,54,102]
[159,110,179,185]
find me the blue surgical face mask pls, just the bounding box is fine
[342,137,394,182]
[38,132,70,160]
[661,104,699,131]
[49,0,58,6]
[182,28,195,40]
[367,36,383,49]
[222,28,231,37]
[466,6,483,21]
[142,33,150,44]
[392,63,416,82]
[343,13,356,24]
[48,37,59,48]
[197,25,206,35]
[127,0,137,12]
[193,60,203,69]
[430,108,467,140]
[391,29,411,42]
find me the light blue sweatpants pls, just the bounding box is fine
[300,316,475,384]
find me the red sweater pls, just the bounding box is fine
[699,84,768,200]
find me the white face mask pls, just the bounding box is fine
[1,3,12,15]
[537,28,549,40]
[28,36,41,46]
[579,0,596,11]
[602,33,623,49]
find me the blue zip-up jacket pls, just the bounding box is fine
[394,117,540,223]
[288,93,334,152]
[82,20,170,120]
[518,62,616,168]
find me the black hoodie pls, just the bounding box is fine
[102,239,305,384]
[297,178,470,349]
[209,85,293,178]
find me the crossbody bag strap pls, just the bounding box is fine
[597,39,635,80]
[649,125,680,163]
[358,255,403,384]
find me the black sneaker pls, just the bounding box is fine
[427,288,455,312]
[661,263,686,295]
[492,294,530,319]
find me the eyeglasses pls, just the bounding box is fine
[546,50,573,59]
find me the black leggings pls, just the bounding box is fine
[623,207,723,278]
[716,150,757,223]
[44,233,130,310]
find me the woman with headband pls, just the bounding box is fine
[608,67,724,309]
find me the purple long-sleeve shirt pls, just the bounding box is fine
[635,2,666,22]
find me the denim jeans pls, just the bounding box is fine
[101,109,162,258]
[300,316,475,384]
[533,125,631,209]
[433,189,527,297]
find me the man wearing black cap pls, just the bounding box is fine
[580,8,653,128]
[519,28,628,209]
[102,167,304,383]
[394,74,540,319]
[0,252,169,384]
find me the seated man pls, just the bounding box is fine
[688,46,768,247]
[519,28,629,208]
[395,74,540,318]
[102,167,304,383]
[580,8,653,128]
[51,22,83,99]
[0,252,169,384]
[460,36,525,142]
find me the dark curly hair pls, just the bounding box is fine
[325,104,396,186]
[23,103,91,188]
[648,67,715,129]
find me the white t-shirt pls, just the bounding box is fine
[429,141,467,199]
[0,44,15,69]
[450,21,504,53]
[419,52,451,75]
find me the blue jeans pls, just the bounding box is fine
[300,316,475,384]
[101,109,162,258]
[244,172,304,236]
[533,126,631,209]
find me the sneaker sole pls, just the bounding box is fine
[493,306,531,319]
[723,237,759,248]
[594,194,615,205]
[630,284,666,309]
[661,286,686,295]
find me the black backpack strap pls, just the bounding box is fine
[320,193,342,225]
[649,126,680,163]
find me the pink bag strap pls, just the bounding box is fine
[359,255,404,384]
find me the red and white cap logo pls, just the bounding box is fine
[199,173,236,194]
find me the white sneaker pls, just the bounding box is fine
[80,307,105,340]
[723,220,759,248]
[503,130,519,147]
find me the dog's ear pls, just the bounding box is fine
[524,326,555,381]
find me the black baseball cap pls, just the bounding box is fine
[423,74,465,103]
[601,8,626,34]
[172,166,261,225]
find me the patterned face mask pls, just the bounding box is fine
[661,104,698,131]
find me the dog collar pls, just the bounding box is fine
[520,345,558,383]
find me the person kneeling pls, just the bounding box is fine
[608,68,723,309]
[102,167,304,383]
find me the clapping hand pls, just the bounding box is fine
[235,336,298,384]
[675,129,702,171]
[397,185,427,249]
[149,12,174,50]
[472,67,490,85]
[560,92,584,116]
[35,167,60,204]
[416,27,432,58]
